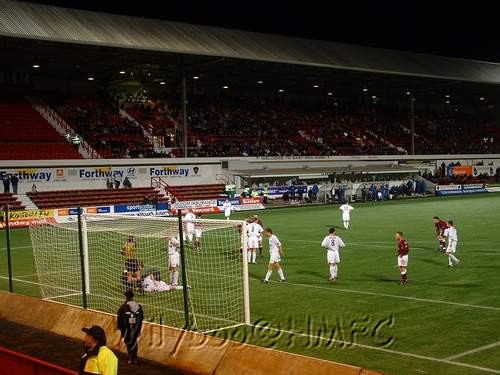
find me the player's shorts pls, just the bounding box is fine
[195,230,202,239]
[398,255,408,267]
[446,241,457,253]
[327,250,340,264]
[169,252,180,268]
[224,210,231,217]
[186,223,195,234]
[269,252,281,264]
[125,259,140,273]
[342,213,350,221]
[248,237,259,249]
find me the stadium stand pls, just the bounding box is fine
[0,98,83,160]
[165,184,226,201]
[27,187,165,209]
[0,193,25,210]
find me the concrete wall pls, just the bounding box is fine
[0,292,381,375]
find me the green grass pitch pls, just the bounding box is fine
[1,194,500,374]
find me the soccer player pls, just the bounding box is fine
[444,220,460,267]
[254,214,264,256]
[168,236,180,286]
[262,228,285,283]
[143,270,183,292]
[339,202,354,229]
[321,227,345,282]
[184,210,196,243]
[247,217,264,264]
[223,198,233,220]
[396,231,409,285]
[433,216,448,253]
[194,223,202,252]
[121,235,142,292]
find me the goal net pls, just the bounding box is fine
[29,214,249,332]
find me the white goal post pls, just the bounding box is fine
[30,213,250,333]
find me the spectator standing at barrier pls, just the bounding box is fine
[10,174,19,194]
[312,184,319,201]
[123,177,132,189]
[106,178,113,189]
[114,176,120,189]
[2,175,10,193]
[80,325,118,375]
[117,290,144,365]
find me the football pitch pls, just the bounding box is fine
[1,194,500,375]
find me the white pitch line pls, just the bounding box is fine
[250,278,500,312]
[248,324,500,374]
[0,245,33,251]
[445,341,500,361]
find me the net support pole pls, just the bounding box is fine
[177,210,190,329]
[5,205,13,293]
[241,221,250,325]
[77,208,89,308]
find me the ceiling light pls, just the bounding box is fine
[119,71,125,74]
[406,91,411,95]
[223,85,229,89]
[445,94,450,98]
[88,77,94,81]
[160,81,166,85]
[32,64,40,68]
[362,88,368,92]
[327,92,333,96]
[257,80,264,84]
[371,95,377,99]
[313,85,319,88]
[445,100,450,104]
[278,89,284,93]
[193,76,200,80]
[480,97,485,101]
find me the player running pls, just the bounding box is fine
[339,202,354,230]
[168,236,180,286]
[396,231,409,285]
[247,217,264,264]
[262,228,285,283]
[433,216,448,253]
[321,227,345,283]
[223,198,233,220]
[443,220,460,267]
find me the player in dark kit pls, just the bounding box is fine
[433,216,448,253]
[396,232,409,285]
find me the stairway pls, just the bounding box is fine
[15,193,37,210]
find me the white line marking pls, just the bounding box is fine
[250,278,500,311]
[248,324,500,374]
[0,245,33,251]
[445,341,500,361]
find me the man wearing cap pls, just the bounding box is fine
[80,325,118,375]
[117,290,144,364]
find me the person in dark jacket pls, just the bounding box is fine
[117,290,144,364]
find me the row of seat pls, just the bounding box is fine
[28,187,156,198]
[0,193,25,210]
[36,197,169,209]
[166,183,226,201]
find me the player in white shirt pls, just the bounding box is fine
[339,203,354,229]
[223,198,233,220]
[443,220,460,267]
[184,210,196,243]
[168,236,180,285]
[321,227,345,282]
[246,218,264,264]
[194,223,202,252]
[143,270,183,292]
[262,228,285,283]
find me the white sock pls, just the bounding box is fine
[247,251,251,263]
[450,254,459,264]
[343,221,348,229]
[265,270,272,281]
[448,255,453,266]
[277,268,285,280]
[345,221,349,229]
[173,271,179,285]
[329,265,335,278]
[333,264,338,278]
[401,269,407,275]
[252,251,257,263]
[169,272,173,284]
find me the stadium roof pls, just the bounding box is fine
[2,0,500,84]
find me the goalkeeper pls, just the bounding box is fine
[121,235,143,293]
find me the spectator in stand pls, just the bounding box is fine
[31,184,37,193]
[106,178,113,189]
[123,177,132,189]
[10,174,19,194]
[142,195,150,205]
[114,176,120,189]
[2,175,10,193]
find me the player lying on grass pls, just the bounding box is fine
[444,220,460,267]
[433,216,448,253]
[262,228,285,283]
[396,231,409,285]
[321,227,345,283]
[143,270,183,292]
